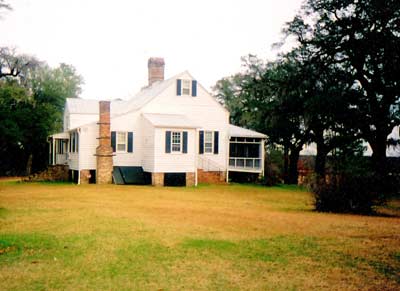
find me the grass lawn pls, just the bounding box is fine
[0,180,399,290]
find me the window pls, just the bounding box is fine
[116,132,127,152]
[69,131,79,153]
[199,130,218,154]
[172,131,181,152]
[204,131,213,153]
[182,79,191,95]
[111,131,133,153]
[57,140,66,154]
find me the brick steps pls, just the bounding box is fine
[197,169,226,184]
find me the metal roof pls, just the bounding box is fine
[143,113,200,129]
[65,98,99,114]
[65,71,189,116]
[65,98,129,115]
[228,124,267,138]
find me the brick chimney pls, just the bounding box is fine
[96,101,113,184]
[148,57,165,86]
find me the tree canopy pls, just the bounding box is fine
[214,0,400,186]
[285,0,400,171]
[0,47,83,175]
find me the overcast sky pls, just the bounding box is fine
[1,0,303,100]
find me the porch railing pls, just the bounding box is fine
[229,157,262,171]
[55,153,68,165]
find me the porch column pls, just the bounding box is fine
[52,139,56,166]
[261,139,265,177]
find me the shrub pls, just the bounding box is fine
[312,174,380,214]
[311,154,386,214]
[263,147,284,186]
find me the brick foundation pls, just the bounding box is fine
[186,172,195,187]
[197,169,226,184]
[80,170,91,184]
[152,172,164,186]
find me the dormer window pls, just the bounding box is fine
[177,79,197,97]
[182,79,191,95]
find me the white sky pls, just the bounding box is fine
[1,0,303,100]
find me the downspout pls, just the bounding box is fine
[261,138,265,178]
[226,131,230,183]
[195,128,198,186]
[52,138,56,166]
[77,127,81,185]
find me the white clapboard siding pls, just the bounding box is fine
[68,152,79,170]
[142,72,229,171]
[63,108,70,131]
[111,111,142,167]
[78,123,99,170]
[141,115,155,172]
[153,128,196,173]
[68,114,99,131]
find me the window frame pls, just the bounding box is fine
[204,130,214,154]
[171,131,182,153]
[69,131,79,153]
[116,131,127,153]
[181,79,191,96]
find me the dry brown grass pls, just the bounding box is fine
[0,181,399,290]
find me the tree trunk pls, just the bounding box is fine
[315,143,327,179]
[288,148,301,184]
[370,141,388,175]
[25,153,33,176]
[369,133,390,196]
[283,146,290,184]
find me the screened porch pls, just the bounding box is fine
[229,137,263,173]
[48,132,70,165]
[228,124,267,174]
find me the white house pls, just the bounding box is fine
[300,127,400,157]
[48,58,267,186]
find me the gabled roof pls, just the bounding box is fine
[229,124,267,138]
[65,71,191,116]
[65,98,129,115]
[65,98,99,114]
[118,71,190,115]
[143,113,199,129]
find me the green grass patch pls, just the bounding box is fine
[181,236,322,265]
[0,182,398,290]
[0,233,58,263]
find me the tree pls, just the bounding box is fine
[0,81,31,175]
[285,0,400,175]
[0,0,11,14]
[213,56,310,184]
[0,48,83,175]
[0,47,40,81]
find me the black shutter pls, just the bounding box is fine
[72,133,75,152]
[127,132,133,153]
[69,133,72,152]
[177,79,182,96]
[214,131,219,154]
[76,132,79,152]
[165,131,171,153]
[192,80,197,97]
[111,131,116,152]
[183,131,188,153]
[199,130,204,154]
